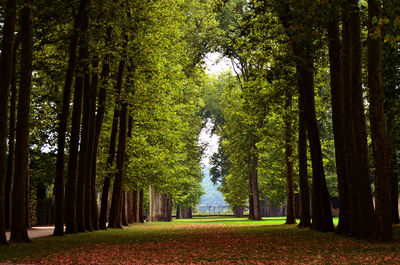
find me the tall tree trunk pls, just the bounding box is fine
[389,149,399,224]
[64,67,84,234]
[139,189,144,223]
[10,0,33,242]
[132,190,140,222]
[327,6,349,234]
[248,191,254,220]
[53,0,91,236]
[127,191,134,223]
[91,41,111,231]
[5,38,18,231]
[121,191,128,226]
[176,205,181,219]
[81,72,93,232]
[368,0,392,241]
[276,1,333,232]
[295,46,334,232]
[76,47,90,233]
[99,58,125,229]
[0,0,18,244]
[346,2,376,239]
[87,63,99,231]
[108,104,128,228]
[250,145,261,220]
[284,93,296,224]
[298,96,310,227]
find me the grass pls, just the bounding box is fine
[1,217,399,264]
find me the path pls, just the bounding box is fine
[5,226,54,241]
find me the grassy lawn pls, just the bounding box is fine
[1,217,400,264]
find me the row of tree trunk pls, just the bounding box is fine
[273,0,396,241]
[148,186,172,222]
[325,0,394,241]
[0,0,34,243]
[0,0,143,243]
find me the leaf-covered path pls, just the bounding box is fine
[2,217,400,264]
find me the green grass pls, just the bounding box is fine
[0,217,399,264]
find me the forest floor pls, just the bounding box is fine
[1,217,400,264]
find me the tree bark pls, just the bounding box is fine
[5,38,18,231]
[81,72,93,232]
[64,68,84,234]
[346,2,376,238]
[108,104,128,228]
[250,145,261,220]
[91,36,111,230]
[284,93,296,224]
[75,44,90,233]
[139,189,144,223]
[10,0,33,242]
[295,46,334,232]
[276,0,333,232]
[53,0,91,236]
[132,190,140,222]
[326,5,349,234]
[87,63,99,231]
[0,0,18,244]
[368,0,392,241]
[121,191,129,226]
[298,96,311,227]
[127,191,134,223]
[99,58,125,229]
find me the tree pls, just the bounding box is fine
[0,0,18,244]
[368,0,392,241]
[54,0,92,236]
[10,0,34,242]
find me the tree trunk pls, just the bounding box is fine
[127,191,134,223]
[64,55,85,234]
[74,33,91,233]
[233,206,244,218]
[108,104,128,228]
[0,0,18,244]
[99,58,125,229]
[132,190,139,222]
[5,38,18,231]
[149,187,173,222]
[80,71,93,232]
[178,206,193,219]
[139,189,144,223]
[250,145,261,220]
[275,1,333,232]
[346,2,376,239]
[10,0,33,242]
[88,73,99,231]
[295,45,334,232]
[176,205,181,219]
[284,93,296,224]
[298,96,311,227]
[326,6,349,234]
[121,191,129,226]
[91,41,111,231]
[368,0,392,241]
[53,0,91,236]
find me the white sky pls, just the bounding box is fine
[204,52,235,76]
[198,119,220,167]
